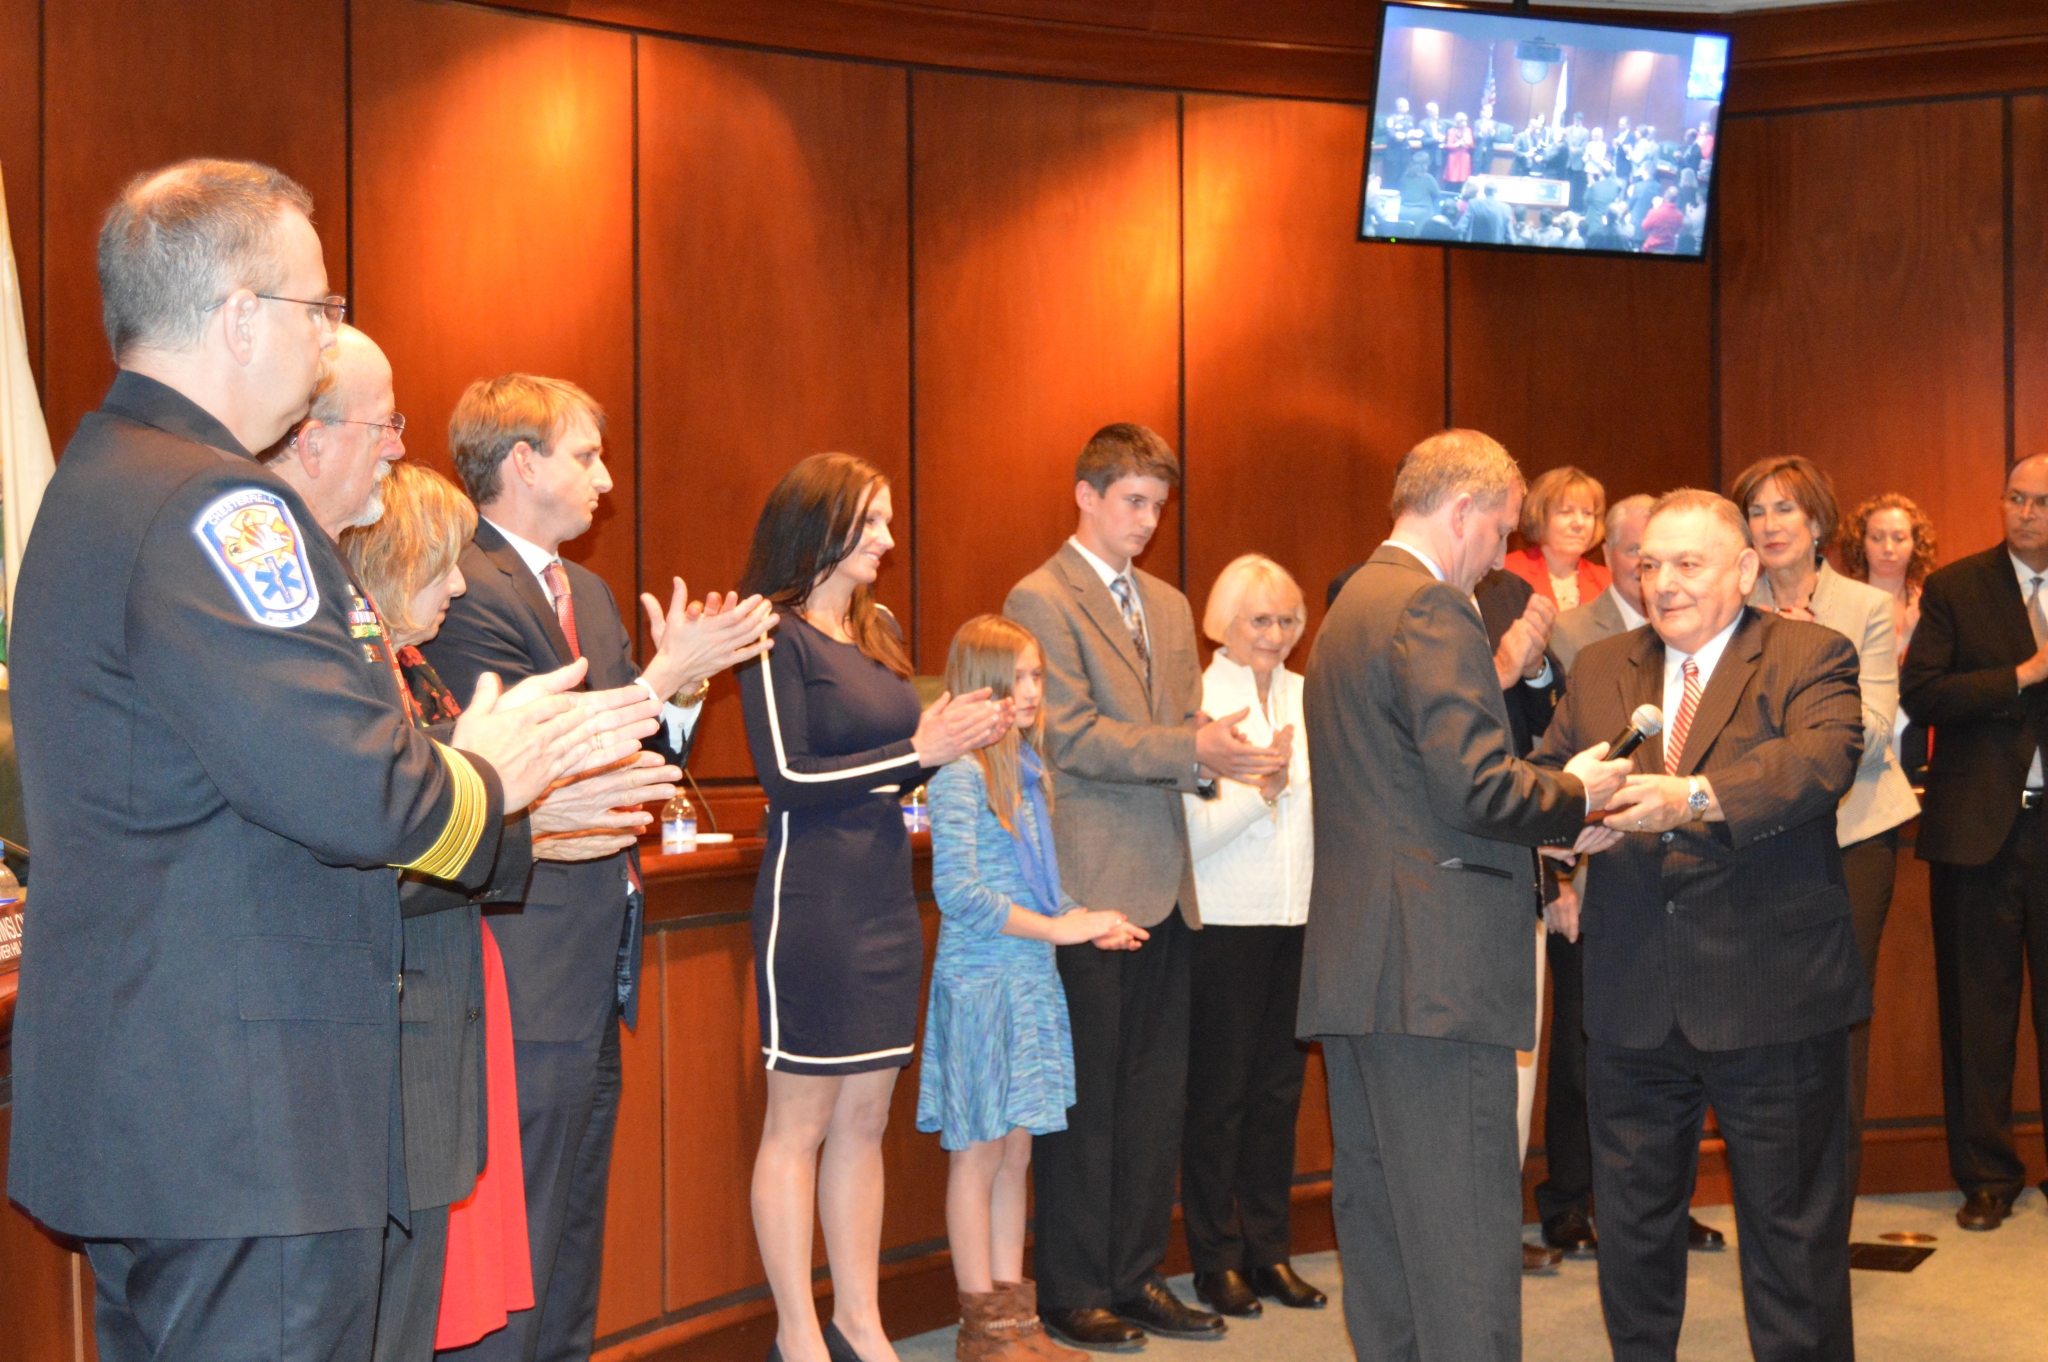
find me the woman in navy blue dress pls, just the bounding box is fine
[737,453,1005,1362]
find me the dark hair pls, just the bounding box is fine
[447,374,605,508]
[1730,456,1840,563]
[739,453,911,678]
[1075,423,1180,496]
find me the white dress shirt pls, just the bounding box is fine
[1606,584,1647,631]
[1662,613,1743,765]
[1068,535,1149,650]
[484,518,703,751]
[1182,652,1311,926]
[2012,552,2047,789]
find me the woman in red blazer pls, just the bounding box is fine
[1506,465,1613,611]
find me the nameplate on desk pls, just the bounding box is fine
[0,902,21,970]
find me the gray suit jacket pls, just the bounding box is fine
[1297,544,1588,1050]
[1551,588,1636,676]
[1005,542,1203,929]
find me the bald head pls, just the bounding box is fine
[270,325,404,538]
[2005,454,2048,568]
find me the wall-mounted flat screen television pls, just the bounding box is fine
[1361,2,1728,259]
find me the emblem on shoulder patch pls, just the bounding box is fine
[193,488,320,628]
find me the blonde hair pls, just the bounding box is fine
[1201,554,1306,646]
[448,373,606,507]
[1389,429,1523,519]
[340,463,478,637]
[1520,465,1608,547]
[944,615,1050,837]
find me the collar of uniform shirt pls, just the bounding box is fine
[1662,609,1744,704]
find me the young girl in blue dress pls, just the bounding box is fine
[918,615,1147,1362]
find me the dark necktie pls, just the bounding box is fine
[541,560,582,661]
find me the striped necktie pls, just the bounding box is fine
[1665,658,1702,776]
[541,560,582,661]
[2029,575,2047,648]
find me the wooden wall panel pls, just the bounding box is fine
[39,0,348,455]
[912,73,1182,670]
[1718,102,2008,566]
[637,41,910,779]
[351,0,637,609]
[2015,95,2048,464]
[597,936,667,1337]
[661,920,770,1312]
[0,1106,86,1362]
[1449,250,1713,509]
[1182,94,1444,642]
[0,0,39,384]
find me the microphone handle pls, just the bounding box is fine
[1607,726,1648,762]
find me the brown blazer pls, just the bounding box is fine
[1532,609,1869,1051]
[1297,544,1587,1050]
[1005,542,1204,929]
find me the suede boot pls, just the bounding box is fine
[994,1281,1086,1361]
[957,1289,1034,1362]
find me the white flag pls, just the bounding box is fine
[0,161,55,635]
[1551,60,1569,133]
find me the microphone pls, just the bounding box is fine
[1606,704,1664,762]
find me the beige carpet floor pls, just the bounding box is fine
[897,1191,2048,1360]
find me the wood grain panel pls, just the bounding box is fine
[1725,0,2048,114]
[351,0,637,608]
[912,72,1181,670]
[1449,249,1713,510]
[2015,95,2048,464]
[0,0,39,385]
[662,919,770,1312]
[598,936,668,1337]
[1294,1046,1333,1177]
[40,0,348,455]
[1182,93,1445,646]
[637,40,910,779]
[0,1107,87,1362]
[1718,102,2008,566]
[879,911,949,1250]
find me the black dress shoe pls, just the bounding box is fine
[1522,1242,1565,1272]
[1957,1191,2015,1231]
[1250,1262,1327,1309]
[1541,1209,1598,1255]
[1111,1279,1227,1340]
[821,1322,867,1362]
[1041,1307,1146,1352]
[1687,1216,1725,1250]
[1192,1270,1261,1317]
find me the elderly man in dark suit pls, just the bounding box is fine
[1534,489,1866,1361]
[1900,453,2048,1232]
[8,160,643,1362]
[425,375,772,1362]
[1301,429,1627,1362]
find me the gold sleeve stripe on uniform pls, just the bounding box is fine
[397,743,487,880]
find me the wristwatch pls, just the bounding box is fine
[1685,776,1710,821]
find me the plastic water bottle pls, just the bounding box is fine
[661,792,697,854]
[0,860,22,907]
[901,786,930,835]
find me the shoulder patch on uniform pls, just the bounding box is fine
[192,488,321,628]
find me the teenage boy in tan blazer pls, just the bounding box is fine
[1006,423,1286,1350]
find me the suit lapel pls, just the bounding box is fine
[1982,549,2039,663]
[1675,610,1764,777]
[476,520,573,668]
[1623,629,1666,775]
[1056,544,1150,692]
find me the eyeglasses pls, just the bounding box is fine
[204,293,348,326]
[2004,490,2048,516]
[331,413,407,440]
[1242,614,1305,635]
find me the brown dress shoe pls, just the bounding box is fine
[1522,1242,1565,1272]
[1957,1191,2015,1231]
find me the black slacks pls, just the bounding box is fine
[1588,1026,1854,1362]
[441,1012,623,1362]
[1929,803,2048,1201]
[1323,1031,1521,1362]
[1840,828,1899,1197]
[1034,907,1191,1310]
[1181,923,1309,1273]
[1534,930,1592,1221]
[373,1203,451,1362]
[86,1227,384,1362]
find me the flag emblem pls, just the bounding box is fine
[193,488,320,627]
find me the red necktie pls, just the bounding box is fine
[1665,658,1701,775]
[541,560,582,661]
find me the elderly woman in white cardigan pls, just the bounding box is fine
[1179,554,1325,1320]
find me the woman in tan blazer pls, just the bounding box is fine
[1736,457,1921,1195]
